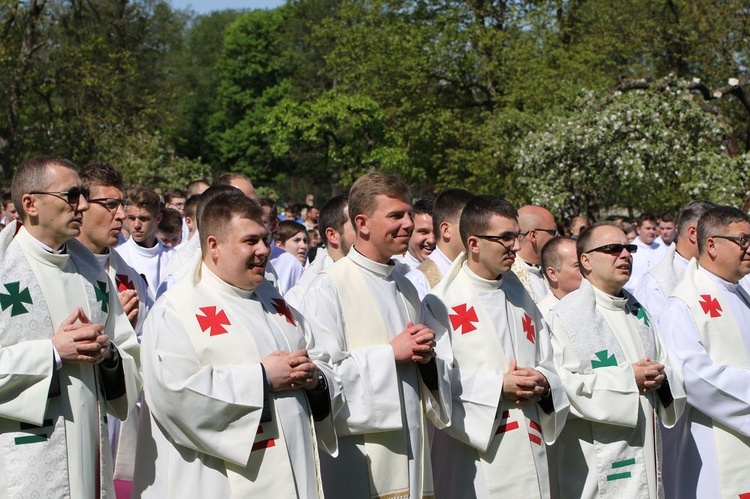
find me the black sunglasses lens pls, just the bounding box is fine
[67,187,90,203]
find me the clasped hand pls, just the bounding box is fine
[53,307,111,364]
[503,359,550,405]
[262,349,320,392]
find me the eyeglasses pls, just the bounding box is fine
[711,235,750,251]
[585,243,638,255]
[89,197,131,213]
[29,186,90,206]
[522,227,559,237]
[474,232,525,247]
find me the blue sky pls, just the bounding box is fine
[170,0,285,14]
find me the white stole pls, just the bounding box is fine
[167,261,319,497]
[326,256,420,499]
[671,260,750,497]
[430,256,547,498]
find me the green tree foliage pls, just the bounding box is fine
[516,81,749,220]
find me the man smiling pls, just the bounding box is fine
[300,172,450,499]
[658,206,750,499]
[547,223,684,499]
[134,191,335,497]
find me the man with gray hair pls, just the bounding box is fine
[633,200,717,321]
[658,205,750,499]
[1,156,140,497]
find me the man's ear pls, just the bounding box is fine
[546,267,558,285]
[21,194,36,219]
[354,213,369,237]
[579,253,593,274]
[325,227,340,247]
[206,234,219,259]
[466,235,480,255]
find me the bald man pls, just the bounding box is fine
[512,205,558,302]
[537,236,582,318]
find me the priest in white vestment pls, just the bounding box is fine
[133,191,337,498]
[511,205,557,302]
[633,200,716,322]
[78,162,153,498]
[423,196,569,499]
[658,205,750,499]
[406,188,475,299]
[1,156,141,498]
[286,194,355,309]
[537,236,582,319]
[300,172,451,499]
[547,223,685,499]
[624,214,667,293]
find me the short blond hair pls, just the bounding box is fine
[348,172,410,222]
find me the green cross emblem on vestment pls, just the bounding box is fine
[591,349,618,369]
[95,281,109,313]
[0,281,33,317]
[634,305,650,326]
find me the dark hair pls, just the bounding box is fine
[319,195,349,246]
[2,191,13,208]
[459,195,518,247]
[79,162,124,192]
[348,172,410,222]
[676,200,717,235]
[164,189,187,204]
[158,207,183,235]
[412,198,433,216]
[541,236,576,283]
[12,156,76,219]
[259,197,278,222]
[196,185,243,230]
[184,196,199,220]
[636,213,657,228]
[432,189,475,241]
[199,191,265,252]
[697,205,750,255]
[276,220,307,245]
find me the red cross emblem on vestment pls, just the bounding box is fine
[115,274,135,293]
[272,298,295,325]
[699,294,722,318]
[196,306,231,336]
[251,424,276,452]
[522,313,535,344]
[449,304,478,334]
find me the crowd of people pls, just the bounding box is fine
[1,155,749,499]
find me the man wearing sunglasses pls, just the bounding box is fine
[512,205,558,302]
[546,222,685,499]
[423,195,569,499]
[0,156,141,498]
[658,206,750,499]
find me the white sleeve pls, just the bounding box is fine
[658,298,750,437]
[547,312,640,428]
[141,301,266,467]
[299,274,403,435]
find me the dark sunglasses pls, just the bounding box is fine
[585,243,638,255]
[29,186,91,206]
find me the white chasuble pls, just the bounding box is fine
[134,258,331,498]
[659,261,750,498]
[547,279,685,499]
[0,223,141,499]
[300,247,451,499]
[423,255,568,499]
